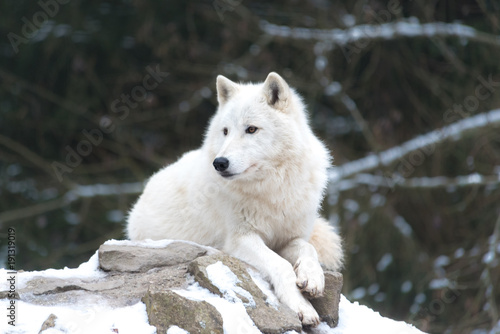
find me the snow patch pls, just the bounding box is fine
[376,253,393,272]
[247,267,280,310]
[433,255,450,268]
[103,238,219,254]
[0,300,155,334]
[316,295,425,334]
[0,251,104,291]
[173,282,260,334]
[394,216,413,237]
[167,325,190,334]
[206,261,255,307]
[0,240,428,334]
[429,278,451,289]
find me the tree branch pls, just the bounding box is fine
[260,18,500,48]
[329,109,500,183]
[0,182,144,225]
[336,173,500,191]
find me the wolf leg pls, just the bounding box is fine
[279,238,325,298]
[228,234,321,327]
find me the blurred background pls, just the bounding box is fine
[0,1,499,333]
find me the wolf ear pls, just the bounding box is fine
[216,75,239,106]
[262,72,290,111]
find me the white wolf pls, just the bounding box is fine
[127,72,343,326]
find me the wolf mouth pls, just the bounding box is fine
[218,164,258,179]
[219,172,238,178]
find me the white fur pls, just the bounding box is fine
[127,72,343,326]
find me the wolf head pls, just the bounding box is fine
[204,72,322,182]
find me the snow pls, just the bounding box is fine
[376,253,393,272]
[173,283,260,334]
[167,326,190,334]
[104,238,176,248]
[0,251,104,291]
[0,249,156,334]
[315,295,425,334]
[205,261,256,307]
[1,240,426,334]
[103,238,219,254]
[0,299,155,334]
[394,216,413,237]
[175,272,425,334]
[247,268,280,309]
[429,278,451,290]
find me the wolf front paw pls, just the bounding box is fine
[294,256,325,298]
[278,279,321,327]
[294,299,321,327]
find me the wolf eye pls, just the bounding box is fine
[223,128,228,136]
[246,126,258,134]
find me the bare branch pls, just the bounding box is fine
[260,18,500,48]
[336,173,500,191]
[0,182,144,225]
[329,109,500,183]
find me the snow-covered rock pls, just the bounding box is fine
[0,239,425,334]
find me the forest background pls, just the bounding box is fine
[0,1,499,333]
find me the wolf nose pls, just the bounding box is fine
[213,157,229,172]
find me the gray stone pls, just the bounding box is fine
[0,241,343,333]
[38,313,57,333]
[98,241,208,272]
[310,271,343,328]
[142,289,223,334]
[189,254,303,334]
[17,265,189,308]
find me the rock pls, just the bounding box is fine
[18,265,189,308]
[23,276,125,296]
[310,271,343,328]
[98,241,208,272]
[26,277,86,296]
[38,313,57,333]
[189,254,302,334]
[0,240,343,334]
[142,289,223,334]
